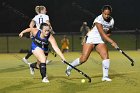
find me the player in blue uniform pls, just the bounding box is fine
[19,23,66,83]
[22,5,55,64]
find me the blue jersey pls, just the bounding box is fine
[31,30,50,52]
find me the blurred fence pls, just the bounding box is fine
[0,30,140,53]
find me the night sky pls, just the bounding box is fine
[0,0,140,33]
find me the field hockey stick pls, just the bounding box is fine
[63,60,91,83]
[115,47,134,66]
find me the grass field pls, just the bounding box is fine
[0,51,140,93]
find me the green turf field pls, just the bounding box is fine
[0,51,140,93]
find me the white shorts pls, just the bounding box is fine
[85,36,104,44]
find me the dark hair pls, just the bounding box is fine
[40,23,49,30]
[101,5,112,12]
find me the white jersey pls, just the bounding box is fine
[86,14,114,44]
[33,14,49,29]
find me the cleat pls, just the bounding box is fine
[46,60,52,64]
[65,69,71,76]
[102,77,112,81]
[29,63,34,75]
[22,57,30,65]
[65,65,72,76]
[42,77,49,83]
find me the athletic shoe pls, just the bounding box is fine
[65,69,71,76]
[42,77,49,83]
[65,65,72,76]
[29,63,34,75]
[46,60,52,64]
[22,57,30,65]
[102,77,112,81]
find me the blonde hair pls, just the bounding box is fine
[35,5,46,14]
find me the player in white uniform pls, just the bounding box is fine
[66,5,118,81]
[30,6,50,29]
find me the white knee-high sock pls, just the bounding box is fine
[102,59,110,78]
[67,58,81,70]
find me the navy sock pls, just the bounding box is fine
[25,51,33,59]
[30,62,39,69]
[39,63,46,79]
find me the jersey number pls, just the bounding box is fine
[39,18,43,24]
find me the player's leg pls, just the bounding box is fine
[61,48,64,53]
[22,50,33,64]
[32,47,49,83]
[29,60,40,75]
[44,52,52,64]
[65,46,69,53]
[25,50,33,59]
[29,59,51,75]
[95,43,111,81]
[66,49,69,53]
[66,43,94,76]
[61,45,65,53]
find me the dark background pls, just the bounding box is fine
[0,0,140,33]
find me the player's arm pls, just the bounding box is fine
[19,28,37,38]
[106,18,114,37]
[48,34,66,61]
[46,20,52,31]
[95,23,117,48]
[80,26,83,32]
[46,20,55,34]
[86,26,90,32]
[29,20,36,28]
[46,20,51,26]
[106,29,112,37]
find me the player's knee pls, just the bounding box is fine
[39,63,46,68]
[38,58,46,63]
[101,52,109,59]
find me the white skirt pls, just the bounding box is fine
[86,36,104,44]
